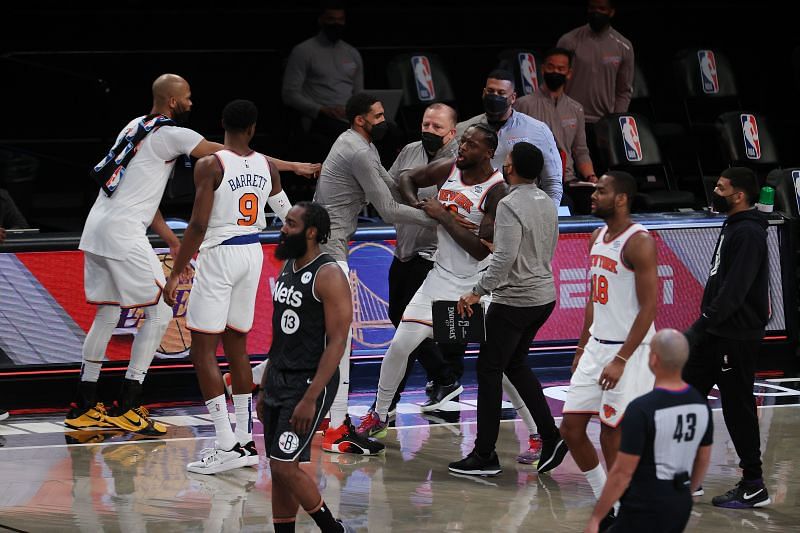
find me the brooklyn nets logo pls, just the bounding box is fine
[278,431,300,453]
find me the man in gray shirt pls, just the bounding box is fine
[457,69,563,206]
[282,5,364,164]
[449,142,566,477]
[313,92,435,454]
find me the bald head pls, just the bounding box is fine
[650,329,690,372]
[152,74,189,104]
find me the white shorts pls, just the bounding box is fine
[84,236,166,308]
[186,243,263,334]
[401,264,489,326]
[563,336,655,427]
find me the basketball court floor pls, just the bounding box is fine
[1,372,799,532]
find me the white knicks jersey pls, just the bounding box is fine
[588,223,656,343]
[433,164,505,278]
[201,149,272,249]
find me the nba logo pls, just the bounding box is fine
[740,114,761,159]
[697,50,719,94]
[618,116,643,162]
[411,56,435,101]
[518,52,538,95]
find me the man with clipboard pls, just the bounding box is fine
[449,142,565,476]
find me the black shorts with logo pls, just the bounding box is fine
[262,367,339,463]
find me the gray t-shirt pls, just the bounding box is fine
[515,87,591,183]
[388,138,458,262]
[557,24,634,123]
[474,183,558,307]
[457,110,562,206]
[281,33,364,119]
[313,129,436,262]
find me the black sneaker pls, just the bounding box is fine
[420,381,463,412]
[712,479,771,509]
[448,450,502,476]
[599,509,615,532]
[536,437,568,474]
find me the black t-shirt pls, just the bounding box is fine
[621,386,713,493]
[268,253,337,372]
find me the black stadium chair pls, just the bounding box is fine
[496,49,543,97]
[714,111,781,190]
[594,112,695,212]
[673,48,741,128]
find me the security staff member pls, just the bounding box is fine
[448,142,564,476]
[585,329,713,533]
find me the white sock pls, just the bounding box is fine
[252,360,268,387]
[80,361,103,383]
[233,394,252,444]
[206,394,235,450]
[585,464,608,500]
[502,375,538,434]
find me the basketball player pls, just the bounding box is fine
[65,74,318,435]
[543,172,658,528]
[313,92,435,454]
[359,124,541,438]
[163,99,291,473]
[257,202,356,533]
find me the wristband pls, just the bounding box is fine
[615,354,628,363]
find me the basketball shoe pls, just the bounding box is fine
[712,479,771,508]
[516,434,543,464]
[449,450,502,476]
[0,408,9,422]
[355,410,389,439]
[187,442,249,475]
[106,403,167,436]
[241,440,259,467]
[64,402,114,430]
[323,415,385,455]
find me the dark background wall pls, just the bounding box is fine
[1,0,797,229]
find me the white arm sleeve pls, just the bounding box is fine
[268,189,292,222]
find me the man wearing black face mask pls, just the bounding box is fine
[312,92,436,455]
[515,48,598,192]
[683,167,771,509]
[282,4,364,167]
[557,0,634,161]
[457,69,563,206]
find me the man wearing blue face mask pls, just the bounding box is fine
[456,70,563,207]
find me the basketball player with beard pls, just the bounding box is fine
[542,172,658,530]
[257,202,356,533]
[164,100,291,473]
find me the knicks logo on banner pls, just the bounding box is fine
[618,116,643,162]
[518,52,538,95]
[740,114,761,159]
[411,55,435,101]
[697,50,719,94]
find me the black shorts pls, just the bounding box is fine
[262,368,338,463]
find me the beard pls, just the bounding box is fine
[591,204,615,220]
[274,231,308,260]
[172,104,191,125]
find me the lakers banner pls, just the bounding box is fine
[0,227,786,368]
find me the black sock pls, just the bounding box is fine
[273,520,295,533]
[308,500,342,532]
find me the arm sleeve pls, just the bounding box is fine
[0,189,28,229]
[704,228,767,328]
[619,402,647,456]
[281,46,323,118]
[351,150,436,227]
[700,404,714,446]
[537,126,564,206]
[572,106,592,166]
[614,44,635,113]
[475,202,520,295]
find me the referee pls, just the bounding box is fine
[585,329,712,533]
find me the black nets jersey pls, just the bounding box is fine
[268,253,338,372]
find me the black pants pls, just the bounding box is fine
[683,333,763,480]
[611,485,692,533]
[475,301,558,456]
[387,256,464,404]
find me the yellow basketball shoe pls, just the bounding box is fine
[64,402,114,430]
[106,404,167,436]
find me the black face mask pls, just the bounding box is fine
[483,94,510,117]
[321,23,344,43]
[369,120,389,142]
[711,192,735,214]
[587,11,611,32]
[275,230,308,260]
[543,72,567,90]
[421,131,444,154]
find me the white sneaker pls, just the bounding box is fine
[187,443,249,475]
